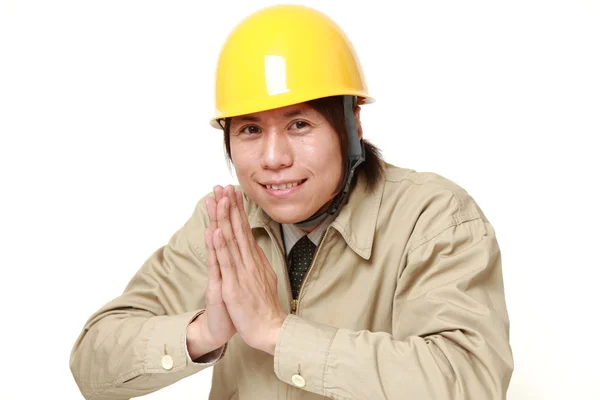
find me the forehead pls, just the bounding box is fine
[230,103,319,124]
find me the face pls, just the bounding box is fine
[229,103,343,225]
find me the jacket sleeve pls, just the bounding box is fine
[69,196,225,400]
[274,216,513,399]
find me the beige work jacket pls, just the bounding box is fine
[70,163,513,399]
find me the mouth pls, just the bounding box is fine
[261,179,307,191]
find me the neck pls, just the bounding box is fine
[300,223,318,233]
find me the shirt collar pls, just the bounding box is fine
[281,213,334,256]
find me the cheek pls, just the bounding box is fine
[326,158,344,191]
[230,141,248,167]
[230,145,247,180]
[323,142,343,176]
[230,143,260,178]
[310,143,343,192]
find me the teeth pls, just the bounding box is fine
[266,181,301,190]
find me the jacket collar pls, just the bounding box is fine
[246,174,385,260]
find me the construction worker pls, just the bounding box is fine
[70,4,513,399]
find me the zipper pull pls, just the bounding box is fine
[291,299,298,314]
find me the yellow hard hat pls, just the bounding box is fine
[210,4,373,128]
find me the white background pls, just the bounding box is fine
[1,0,599,399]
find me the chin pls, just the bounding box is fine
[261,204,314,225]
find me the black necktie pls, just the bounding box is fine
[287,235,317,300]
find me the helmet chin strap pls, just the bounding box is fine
[294,95,365,229]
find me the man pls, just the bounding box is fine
[70,4,513,399]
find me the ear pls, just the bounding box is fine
[353,105,363,140]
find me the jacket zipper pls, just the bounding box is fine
[291,227,330,315]
[264,226,295,314]
[264,225,303,400]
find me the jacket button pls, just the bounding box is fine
[161,355,174,370]
[291,374,306,388]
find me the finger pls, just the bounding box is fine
[234,190,262,262]
[213,228,237,280]
[204,228,222,283]
[206,197,218,231]
[213,185,224,202]
[225,186,254,263]
[216,195,244,271]
[207,185,224,231]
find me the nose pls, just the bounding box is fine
[260,129,293,170]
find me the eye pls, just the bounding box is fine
[240,125,261,135]
[290,121,309,130]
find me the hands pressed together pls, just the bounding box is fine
[187,185,287,358]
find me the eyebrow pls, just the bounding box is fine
[283,109,305,118]
[235,107,308,123]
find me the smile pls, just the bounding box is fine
[264,180,306,190]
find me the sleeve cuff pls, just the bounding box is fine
[145,309,225,373]
[274,315,337,394]
[184,310,227,364]
[191,344,227,364]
